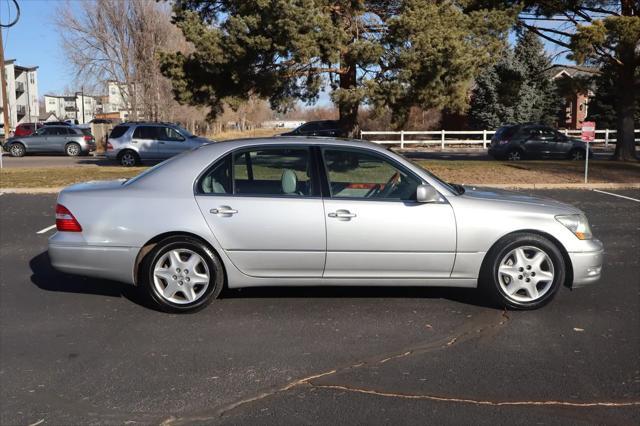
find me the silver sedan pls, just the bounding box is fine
[48,137,603,312]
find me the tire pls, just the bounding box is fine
[9,143,26,157]
[506,149,524,161]
[118,150,139,167]
[140,236,225,313]
[65,142,81,157]
[479,233,565,310]
[569,148,585,161]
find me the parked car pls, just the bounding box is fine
[49,137,603,313]
[5,126,96,157]
[42,121,74,127]
[489,124,593,161]
[105,122,214,166]
[89,118,113,124]
[14,122,43,137]
[281,120,342,137]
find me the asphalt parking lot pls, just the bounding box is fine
[1,189,639,425]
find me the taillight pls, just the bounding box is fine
[56,204,82,232]
[83,135,93,142]
[106,142,113,151]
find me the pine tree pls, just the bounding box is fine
[468,30,559,129]
[159,1,516,137]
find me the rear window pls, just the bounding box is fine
[109,125,129,139]
[493,126,517,141]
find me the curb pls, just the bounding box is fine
[2,182,639,194]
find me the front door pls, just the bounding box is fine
[156,126,187,159]
[321,148,457,278]
[195,146,326,278]
[524,127,555,158]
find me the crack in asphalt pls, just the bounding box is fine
[162,309,511,424]
[306,384,640,408]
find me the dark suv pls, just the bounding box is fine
[281,120,342,137]
[488,124,592,161]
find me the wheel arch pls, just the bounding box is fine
[133,231,227,286]
[117,148,140,159]
[480,229,573,289]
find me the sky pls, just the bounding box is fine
[1,0,85,96]
[1,0,572,102]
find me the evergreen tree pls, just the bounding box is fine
[159,1,516,137]
[468,30,559,129]
[586,62,640,130]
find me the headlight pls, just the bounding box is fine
[556,214,592,240]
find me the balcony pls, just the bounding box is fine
[16,105,26,116]
[65,106,77,112]
[15,82,24,94]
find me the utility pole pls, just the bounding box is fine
[0,29,10,138]
[81,86,85,124]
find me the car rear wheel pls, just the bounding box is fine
[119,150,139,167]
[569,148,585,161]
[9,143,25,157]
[65,142,81,157]
[141,236,225,313]
[506,149,523,161]
[480,233,565,310]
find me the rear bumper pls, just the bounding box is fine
[568,239,604,288]
[48,235,138,285]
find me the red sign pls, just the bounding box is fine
[581,121,596,142]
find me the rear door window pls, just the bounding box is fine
[133,126,158,140]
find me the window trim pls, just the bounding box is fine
[194,144,322,199]
[318,146,426,203]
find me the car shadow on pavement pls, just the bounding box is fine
[29,251,151,308]
[29,251,496,310]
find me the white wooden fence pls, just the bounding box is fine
[360,129,640,149]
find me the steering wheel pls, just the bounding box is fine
[375,172,401,198]
[364,183,381,198]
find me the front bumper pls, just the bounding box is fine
[49,234,138,285]
[568,239,604,288]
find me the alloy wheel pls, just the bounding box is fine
[10,144,24,157]
[497,245,555,303]
[153,249,210,304]
[66,144,80,156]
[507,151,521,161]
[571,150,584,160]
[121,152,136,167]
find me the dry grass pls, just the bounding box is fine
[210,128,284,141]
[414,159,640,184]
[0,167,145,188]
[1,159,638,189]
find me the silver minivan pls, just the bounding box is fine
[5,126,96,157]
[105,122,213,166]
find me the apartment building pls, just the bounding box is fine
[44,93,99,124]
[0,59,39,129]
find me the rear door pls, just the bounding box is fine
[195,146,326,277]
[131,126,160,159]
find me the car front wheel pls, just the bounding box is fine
[9,143,26,157]
[480,233,565,310]
[141,236,225,313]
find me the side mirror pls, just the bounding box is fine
[416,184,441,203]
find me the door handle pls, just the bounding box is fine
[210,206,238,215]
[328,210,356,220]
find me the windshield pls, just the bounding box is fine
[404,156,463,195]
[175,125,195,138]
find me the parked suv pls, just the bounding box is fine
[5,126,96,157]
[281,120,343,137]
[489,124,592,161]
[106,122,213,166]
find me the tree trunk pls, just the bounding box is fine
[338,61,359,139]
[613,44,637,161]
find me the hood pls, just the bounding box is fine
[61,179,127,193]
[461,186,582,214]
[191,137,213,144]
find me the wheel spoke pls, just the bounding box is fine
[498,264,519,280]
[181,285,196,302]
[525,283,539,299]
[163,282,179,299]
[530,251,546,268]
[154,268,174,282]
[190,272,209,286]
[536,270,554,282]
[183,253,201,272]
[513,248,527,267]
[168,250,184,269]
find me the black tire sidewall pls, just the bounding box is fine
[142,237,224,313]
[483,234,565,310]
